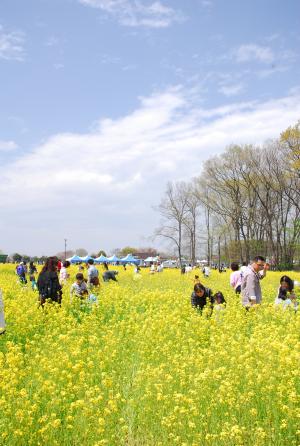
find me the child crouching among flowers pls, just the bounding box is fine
[213,291,226,311]
[70,273,98,305]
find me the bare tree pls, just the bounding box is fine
[154,182,189,266]
[155,121,300,268]
[182,180,201,265]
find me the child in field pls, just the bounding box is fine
[70,273,89,302]
[70,273,98,308]
[59,261,71,286]
[29,261,38,291]
[213,291,226,311]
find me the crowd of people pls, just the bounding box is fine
[190,255,299,313]
[0,254,298,336]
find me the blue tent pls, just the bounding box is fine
[67,255,83,264]
[79,255,94,263]
[120,254,140,264]
[94,254,109,264]
[107,255,121,263]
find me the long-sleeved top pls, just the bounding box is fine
[59,267,69,283]
[241,266,265,306]
[87,265,99,280]
[37,271,62,301]
[191,288,213,310]
[70,281,88,301]
[230,271,242,289]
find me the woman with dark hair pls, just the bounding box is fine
[37,256,62,306]
[191,283,213,312]
[275,275,297,309]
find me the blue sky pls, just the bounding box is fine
[0,0,300,256]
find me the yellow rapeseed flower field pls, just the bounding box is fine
[0,264,299,445]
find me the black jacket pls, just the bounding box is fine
[37,271,62,300]
[191,288,213,310]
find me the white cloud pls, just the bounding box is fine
[100,53,121,64]
[53,63,64,70]
[235,44,274,64]
[1,86,300,254]
[45,36,59,47]
[78,0,185,28]
[0,140,18,151]
[0,25,25,61]
[201,0,213,8]
[256,64,289,79]
[218,82,244,97]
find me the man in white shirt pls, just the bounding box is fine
[241,256,268,307]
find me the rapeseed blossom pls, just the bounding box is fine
[0,264,299,445]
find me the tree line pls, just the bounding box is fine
[155,121,300,269]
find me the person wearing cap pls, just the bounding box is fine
[241,256,268,308]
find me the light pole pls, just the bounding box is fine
[64,238,67,260]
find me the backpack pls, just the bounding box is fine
[16,265,24,276]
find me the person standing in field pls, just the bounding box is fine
[29,261,38,290]
[59,260,71,286]
[37,256,62,306]
[240,261,248,277]
[57,259,63,272]
[16,261,27,285]
[241,256,268,308]
[203,265,210,278]
[87,259,100,288]
[230,262,242,294]
[0,288,6,335]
